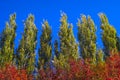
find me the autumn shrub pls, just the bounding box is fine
[38,59,94,80]
[38,54,120,80]
[39,68,68,80]
[92,62,108,80]
[0,64,33,80]
[69,59,101,80]
[105,54,120,79]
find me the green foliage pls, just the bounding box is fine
[54,40,59,58]
[96,50,105,65]
[99,13,117,56]
[0,13,16,66]
[54,53,69,69]
[116,36,120,52]
[0,12,120,79]
[17,14,37,74]
[59,13,79,60]
[38,21,52,69]
[77,15,96,64]
[54,13,79,69]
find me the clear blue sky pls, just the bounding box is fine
[0,0,120,49]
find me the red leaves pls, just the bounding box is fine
[39,68,68,80]
[38,55,120,80]
[0,54,120,80]
[68,59,94,80]
[106,55,120,79]
[38,59,94,80]
[0,65,33,80]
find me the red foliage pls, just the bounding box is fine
[68,59,94,80]
[1,54,120,80]
[0,64,33,80]
[106,55,120,79]
[39,68,68,80]
[38,55,120,80]
[39,59,94,80]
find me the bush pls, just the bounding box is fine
[38,55,120,80]
[0,64,33,80]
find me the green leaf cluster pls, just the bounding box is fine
[17,14,37,74]
[0,14,16,66]
[77,15,96,64]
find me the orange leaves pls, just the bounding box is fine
[106,55,120,79]
[0,54,120,80]
[68,59,94,80]
[38,55,120,80]
[0,65,33,80]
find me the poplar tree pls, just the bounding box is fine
[77,15,96,64]
[0,13,16,66]
[99,13,117,56]
[38,21,52,69]
[17,14,37,74]
[59,13,78,60]
[54,13,79,69]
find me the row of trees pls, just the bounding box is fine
[0,13,120,79]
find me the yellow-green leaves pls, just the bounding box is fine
[17,14,37,74]
[55,13,79,69]
[96,50,104,63]
[38,20,52,69]
[99,13,117,56]
[0,13,16,67]
[77,15,96,64]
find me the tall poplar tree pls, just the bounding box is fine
[38,20,52,69]
[0,13,16,66]
[54,13,79,69]
[17,14,37,74]
[99,13,117,56]
[59,13,78,60]
[77,15,96,64]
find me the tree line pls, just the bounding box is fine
[0,12,120,76]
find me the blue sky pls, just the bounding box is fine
[0,0,120,49]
